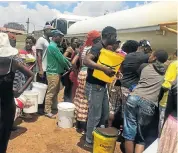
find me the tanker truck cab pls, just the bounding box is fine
[50,15,92,35]
[51,18,77,35]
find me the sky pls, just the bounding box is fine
[0,1,152,32]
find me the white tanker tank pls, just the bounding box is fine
[66,1,178,53]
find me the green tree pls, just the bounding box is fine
[4,22,26,31]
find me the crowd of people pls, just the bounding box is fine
[0,23,177,153]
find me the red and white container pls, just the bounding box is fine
[14,95,27,120]
[14,95,27,109]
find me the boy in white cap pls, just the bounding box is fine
[36,24,55,115]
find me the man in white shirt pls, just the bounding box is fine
[36,24,55,115]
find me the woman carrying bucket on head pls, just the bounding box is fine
[0,33,34,153]
[73,30,101,134]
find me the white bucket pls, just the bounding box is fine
[143,139,158,153]
[58,102,75,128]
[23,91,38,113]
[32,82,47,104]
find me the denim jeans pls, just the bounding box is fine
[85,83,109,144]
[123,95,156,145]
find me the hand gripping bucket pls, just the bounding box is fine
[93,48,125,83]
[93,127,118,153]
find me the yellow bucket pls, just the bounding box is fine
[93,127,118,153]
[93,48,125,83]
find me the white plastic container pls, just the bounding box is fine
[32,82,47,104]
[14,107,21,121]
[58,102,75,128]
[143,139,158,153]
[23,91,39,113]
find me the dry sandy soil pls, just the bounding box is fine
[7,90,122,153]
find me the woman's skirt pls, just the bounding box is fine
[69,71,79,100]
[73,70,88,122]
[109,83,123,130]
[121,87,131,118]
[157,115,178,153]
[109,85,122,114]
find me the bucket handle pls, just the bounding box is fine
[98,60,122,69]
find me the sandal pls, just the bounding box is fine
[20,114,33,119]
[81,131,86,135]
[84,141,93,149]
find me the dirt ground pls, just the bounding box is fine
[7,90,122,153]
